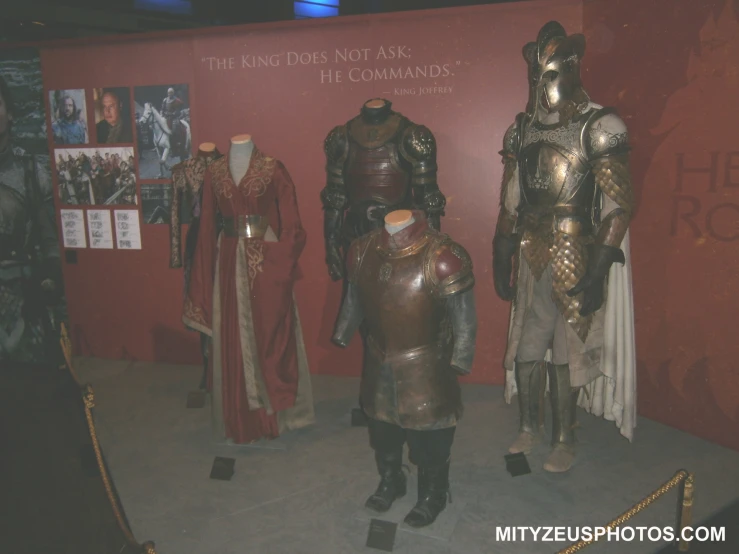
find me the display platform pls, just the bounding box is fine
[73,357,739,554]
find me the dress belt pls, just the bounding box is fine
[222,215,269,238]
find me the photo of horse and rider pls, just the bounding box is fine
[55,146,137,206]
[134,84,191,180]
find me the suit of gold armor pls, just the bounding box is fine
[492,21,634,473]
[320,99,446,281]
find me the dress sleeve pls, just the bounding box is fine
[182,167,217,336]
[261,161,307,282]
[169,164,185,268]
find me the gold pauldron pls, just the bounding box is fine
[222,215,269,238]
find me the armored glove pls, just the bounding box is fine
[492,234,517,301]
[567,244,625,316]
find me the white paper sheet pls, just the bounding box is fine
[114,210,142,250]
[87,209,114,249]
[60,209,87,248]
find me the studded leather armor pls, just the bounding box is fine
[321,100,446,280]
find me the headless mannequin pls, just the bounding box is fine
[361,98,392,125]
[198,141,219,159]
[229,134,254,183]
[385,209,415,235]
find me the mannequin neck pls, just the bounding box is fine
[386,215,415,236]
[361,100,392,125]
[381,213,428,250]
[229,140,254,183]
[198,146,221,159]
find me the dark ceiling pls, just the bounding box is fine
[1,0,529,42]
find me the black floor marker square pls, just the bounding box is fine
[366,518,397,552]
[351,407,368,427]
[209,456,235,481]
[186,391,206,408]
[504,452,531,477]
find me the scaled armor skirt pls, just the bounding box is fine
[503,232,637,442]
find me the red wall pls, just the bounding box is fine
[582,0,739,451]
[41,0,581,382]
[37,0,739,450]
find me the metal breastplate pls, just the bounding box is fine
[519,114,596,232]
[356,234,450,355]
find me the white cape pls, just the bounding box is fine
[503,231,637,442]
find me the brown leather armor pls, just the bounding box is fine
[333,222,476,430]
[321,100,446,279]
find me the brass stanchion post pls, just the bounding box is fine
[678,474,695,552]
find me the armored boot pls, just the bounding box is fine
[365,448,407,513]
[404,458,451,528]
[544,363,579,473]
[509,361,546,454]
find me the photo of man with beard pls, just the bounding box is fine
[50,89,89,145]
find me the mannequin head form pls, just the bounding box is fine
[231,134,252,144]
[385,210,413,227]
[364,98,387,110]
[361,98,392,124]
[384,209,416,235]
[199,142,216,152]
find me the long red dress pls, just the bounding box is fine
[183,146,314,443]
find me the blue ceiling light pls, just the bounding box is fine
[294,1,340,19]
[135,0,193,15]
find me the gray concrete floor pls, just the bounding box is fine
[75,357,739,554]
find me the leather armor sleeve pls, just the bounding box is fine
[584,109,634,249]
[425,236,475,298]
[447,289,477,375]
[320,125,349,251]
[424,236,477,373]
[401,124,446,230]
[331,233,374,347]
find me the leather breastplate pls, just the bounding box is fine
[356,233,450,355]
[345,141,412,209]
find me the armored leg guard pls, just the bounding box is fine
[509,360,546,454]
[403,459,450,528]
[365,448,407,513]
[543,363,579,473]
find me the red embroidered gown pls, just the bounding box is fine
[183,146,313,443]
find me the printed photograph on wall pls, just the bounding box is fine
[55,146,137,206]
[141,183,174,224]
[0,47,68,364]
[49,89,89,145]
[134,84,191,179]
[93,87,133,145]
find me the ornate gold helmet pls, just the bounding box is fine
[523,21,588,113]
